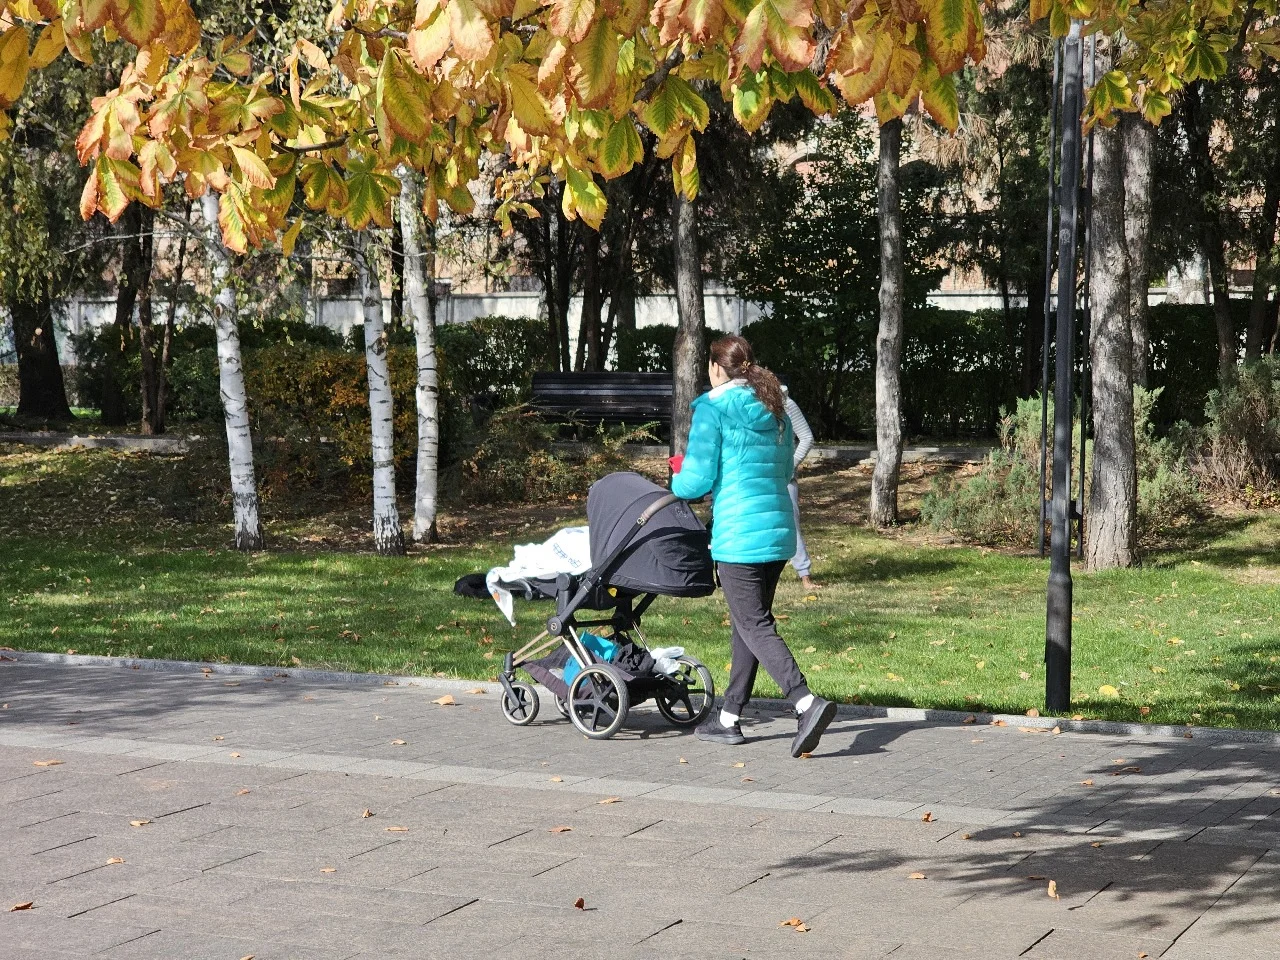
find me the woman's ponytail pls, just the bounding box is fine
[710,335,786,424]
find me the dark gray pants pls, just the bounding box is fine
[718,560,811,714]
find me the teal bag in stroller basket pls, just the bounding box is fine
[561,633,617,689]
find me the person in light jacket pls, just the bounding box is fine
[670,335,837,757]
[783,389,818,591]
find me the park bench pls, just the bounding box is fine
[531,372,675,436]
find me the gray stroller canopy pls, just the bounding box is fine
[586,472,715,597]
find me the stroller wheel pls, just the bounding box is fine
[566,664,630,740]
[655,656,715,727]
[554,695,570,719]
[501,681,540,726]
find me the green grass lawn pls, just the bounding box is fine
[3,443,1280,730]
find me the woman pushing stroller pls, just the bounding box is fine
[671,335,837,758]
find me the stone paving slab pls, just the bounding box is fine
[2,660,1279,958]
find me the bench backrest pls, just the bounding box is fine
[531,372,673,422]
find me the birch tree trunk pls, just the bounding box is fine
[358,232,406,556]
[871,118,905,528]
[398,169,440,544]
[1086,119,1139,571]
[672,192,706,457]
[200,192,264,551]
[1121,113,1153,388]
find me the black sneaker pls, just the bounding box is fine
[695,718,746,745]
[791,698,837,757]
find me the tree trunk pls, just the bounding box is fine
[11,297,74,422]
[389,211,405,334]
[1022,256,1046,397]
[672,192,706,456]
[578,228,604,372]
[871,118,905,528]
[134,208,161,434]
[1121,113,1154,388]
[102,206,145,427]
[200,192,264,551]
[1085,120,1138,571]
[358,233,406,556]
[1183,82,1237,379]
[399,169,440,545]
[1247,109,1280,362]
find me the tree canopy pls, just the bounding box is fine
[0,0,987,249]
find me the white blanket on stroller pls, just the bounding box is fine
[486,526,592,625]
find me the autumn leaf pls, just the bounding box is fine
[320,866,337,873]
[550,776,563,782]
[598,797,622,804]
[908,872,926,880]
[236,789,250,796]
[780,916,806,926]
[573,896,586,909]
[1047,879,1060,900]
[1080,779,1094,786]
[921,811,934,823]
[1025,709,1039,718]
[733,762,746,768]
[391,739,407,746]
[362,808,374,818]
[467,688,487,695]
[32,759,63,767]
[10,901,34,911]
[130,819,151,827]
[385,826,409,832]
[106,857,125,865]
[433,695,457,706]
[549,825,573,833]
[1098,685,1120,698]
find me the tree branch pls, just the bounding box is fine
[636,49,685,102]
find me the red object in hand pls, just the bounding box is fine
[669,454,684,474]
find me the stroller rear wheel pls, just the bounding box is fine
[655,656,715,727]
[554,695,570,719]
[567,664,630,739]
[501,681,540,726]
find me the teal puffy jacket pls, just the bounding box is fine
[671,380,797,564]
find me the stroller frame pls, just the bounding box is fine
[497,494,716,739]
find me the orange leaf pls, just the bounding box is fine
[598,797,622,804]
[236,789,250,796]
[908,872,926,880]
[549,825,572,833]
[10,901,34,911]
[433,695,456,706]
[106,857,125,865]
[921,811,934,823]
[32,759,63,767]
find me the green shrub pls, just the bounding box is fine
[1133,386,1201,540]
[458,407,645,505]
[1194,357,1280,500]
[614,324,719,373]
[435,315,552,405]
[921,449,1043,545]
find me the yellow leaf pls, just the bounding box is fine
[507,62,555,135]
[320,867,337,873]
[1047,879,1059,899]
[549,825,573,833]
[550,776,563,782]
[384,826,409,832]
[0,27,32,108]
[111,0,168,49]
[230,145,275,190]
[562,164,607,229]
[106,857,125,864]
[32,759,63,767]
[1098,684,1120,698]
[281,218,303,257]
[408,12,452,71]
[130,819,150,827]
[549,0,595,43]
[924,0,973,74]
[598,796,622,804]
[433,694,457,706]
[908,871,926,880]
[569,17,618,107]
[448,0,494,60]
[29,19,65,71]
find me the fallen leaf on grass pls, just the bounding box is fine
[106,858,125,865]
[1098,685,1120,698]
[236,789,250,796]
[598,797,622,805]
[320,867,336,874]
[908,872,926,880]
[549,826,572,833]
[432,695,456,706]
[130,820,150,827]
[384,826,409,833]
[1071,714,1085,721]
[32,759,63,767]
[1139,706,1151,716]
[10,902,34,911]
[1025,708,1040,718]
[1020,672,1032,681]
[362,809,374,818]
[803,646,817,654]
[391,740,407,746]
[1047,880,1060,900]
[921,811,934,823]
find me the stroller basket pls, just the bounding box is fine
[497,472,717,739]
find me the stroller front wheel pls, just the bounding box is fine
[655,656,715,727]
[501,681,541,726]
[567,664,630,740]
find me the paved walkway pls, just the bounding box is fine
[2,661,1278,959]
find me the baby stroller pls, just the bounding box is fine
[498,472,718,739]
